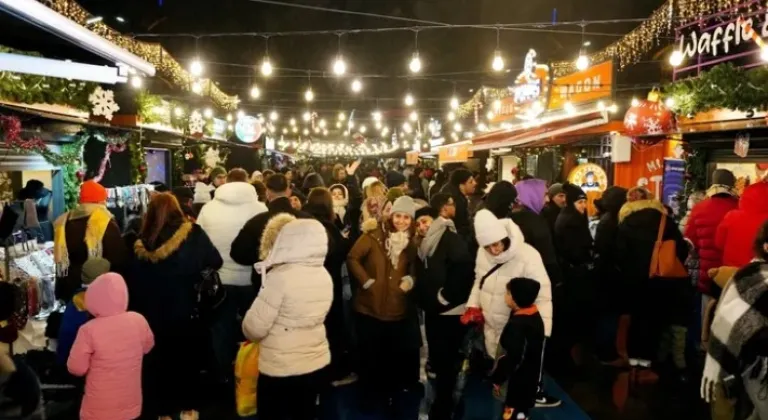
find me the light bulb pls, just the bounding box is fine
[409,111,418,122]
[226,113,232,122]
[493,99,502,111]
[631,97,640,107]
[336,121,342,128]
[564,101,575,114]
[360,125,367,134]
[333,56,347,76]
[304,88,314,102]
[348,121,355,130]
[575,54,589,71]
[372,111,382,121]
[190,59,203,77]
[453,122,462,132]
[669,50,684,67]
[303,112,311,122]
[404,93,415,106]
[319,119,326,128]
[409,53,422,73]
[250,85,261,99]
[191,81,202,94]
[487,111,495,120]
[292,127,298,133]
[491,51,504,72]
[203,108,213,119]
[130,76,143,89]
[323,129,328,136]
[174,107,183,117]
[303,128,309,135]
[375,121,382,130]
[608,104,619,113]
[261,58,273,76]
[761,46,768,62]
[282,128,288,134]
[237,110,245,119]
[450,96,460,110]
[351,79,362,93]
[665,97,675,108]
[289,118,296,126]
[597,101,606,111]
[338,112,346,121]
[270,111,279,121]
[228,124,233,130]
[447,111,456,121]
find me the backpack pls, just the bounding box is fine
[649,215,688,279]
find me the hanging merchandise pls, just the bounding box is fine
[89,86,120,121]
[105,184,155,211]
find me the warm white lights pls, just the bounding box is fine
[450,96,460,110]
[289,118,296,126]
[319,119,327,128]
[190,59,203,77]
[409,111,418,122]
[191,81,202,94]
[575,54,589,71]
[597,101,606,111]
[409,53,422,73]
[303,128,309,135]
[250,85,261,99]
[493,99,502,112]
[348,121,355,130]
[270,111,279,121]
[237,110,245,119]
[292,127,298,133]
[282,128,288,134]
[372,111,382,121]
[453,122,462,132]
[404,93,415,107]
[333,56,347,76]
[174,107,183,117]
[375,121,382,130]
[669,50,684,67]
[762,46,768,62]
[487,111,495,120]
[130,76,142,89]
[351,79,362,93]
[304,88,314,102]
[631,97,640,107]
[608,104,619,113]
[491,51,504,72]
[665,98,675,108]
[336,121,342,128]
[261,58,273,76]
[402,122,413,133]
[303,111,311,122]
[447,111,456,122]
[204,108,213,119]
[226,113,233,122]
[564,101,575,114]
[360,125,367,134]
[338,112,346,121]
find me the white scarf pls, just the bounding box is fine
[386,230,410,267]
[333,197,348,221]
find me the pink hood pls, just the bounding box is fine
[85,273,128,318]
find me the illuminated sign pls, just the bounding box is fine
[235,116,262,143]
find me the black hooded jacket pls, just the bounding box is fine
[414,224,474,314]
[440,182,473,246]
[554,183,593,268]
[593,186,628,312]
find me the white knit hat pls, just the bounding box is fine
[362,176,380,191]
[474,209,507,247]
[391,196,416,218]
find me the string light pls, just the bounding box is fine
[282,128,288,134]
[382,127,389,136]
[575,54,589,71]
[304,88,314,102]
[409,111,418,121]
[402,122,413,133]
[348,121,355,129]
[564,101,575,114]
[351,79,363,93]
[270,110,279,121]
[204,108,213,118]
[450,96,460,110]
[130,76,143,88]
[404,93,415,106]
[338,112,346,121]
[333,56,347,76]
[237,110,245,119]
[191,81,202,94]
[375,121,382,129]
[303,111,311,122]
[669,50,684,67]
[453,122,462,132]
[336,121,342,128]
[665,97,675,107]
[447,111,456,121]
[493,99,502,112]
[303,128,309,135]
[372,111,382,121]
[323,129,329,136]
[360,125,367,133]
[190,58,203,77]
[608,104,619,113]
[174,107,184,117]
[409,52,422,73]
[261,58,273,76]
[250,85,261,99]
[491,27,505,72]
[226,113,233,122]
[487,111,495,120]
[292,127,298,133]
[290,118,296,126]
[631,97,640,107]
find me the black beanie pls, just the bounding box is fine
[506,277,540,308]
[415,206,438,220]
[386,171,407,189]
[562,182,587,205]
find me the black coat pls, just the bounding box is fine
[440,183,473,247]
[414,228,474,314]
[230,196,312,291]
[540,202,561,239]
[554,207,593,268]
[342,174,363,242]
[593,187,627,313]
[510,208,562,287]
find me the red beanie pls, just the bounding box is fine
[79,180,108,204]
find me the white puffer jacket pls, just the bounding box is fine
[197,182,267,286]
[467,212,553,358]
[242,215,333,377]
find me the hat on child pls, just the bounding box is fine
[81,258,111,286]
[507,278,540,308]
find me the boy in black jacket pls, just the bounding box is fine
[491,278,545,420]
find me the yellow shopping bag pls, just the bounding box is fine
[235,341,260,416]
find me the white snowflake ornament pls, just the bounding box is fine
[188,110,205,134]
[204,146,221,169]
[644,117,663,135]
[624,112,638,130]
[89,87,120,121]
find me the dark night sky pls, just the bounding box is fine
[5,0,670,124]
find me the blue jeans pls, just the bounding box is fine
[210,285,255,383]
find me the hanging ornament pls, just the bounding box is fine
[623,90,675,137]
[204,146,222,169]
[89,86,120,121]
[93,143,127,183]
[188,110,205,135]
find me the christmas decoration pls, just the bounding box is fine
[89,86,120,121]
[92,143,127,183]
[204,146,222,169]
[684,146,708,203]
[188,110,204,135]
[129,137,147,184]
[623,95,675,137]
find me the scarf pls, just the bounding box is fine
[703,262,768,389]
[54,204,113,277]
[333,197,348,221]
[418,217,456,264]
[385,230,410,267]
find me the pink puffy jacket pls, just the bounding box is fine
[67,273,154,420]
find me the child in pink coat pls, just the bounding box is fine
[67,273,154,420]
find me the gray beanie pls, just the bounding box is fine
[547,183,564,199]
[81,258,111,285]
[391,196,416,218]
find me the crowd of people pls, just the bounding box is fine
[2,159,768,420]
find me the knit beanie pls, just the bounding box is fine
[386,171,407,189]
[507,277,540,308]
[79,180,107,204]
[562,182,587,205]
[391,196,416,218]
[547,183,564,199]
[474,209,507,247]
[415,206,438,220]
[81,257,111,286]
[387,187,405,203]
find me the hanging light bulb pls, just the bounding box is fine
[336,121,342,128]
[665,97,675,108]
[292,127,298,133]
[269,111,279,121]
[360,125,367,134]
[450,96,460,110]
[130,76,143,89]
[564,101,575,114]
[289,118,296,126]
[303,128,309,135]
[304,88,314,102]
[669,50,684,67]
[409,52,422,73]
[491,51,504,72]
[303,111,311,122]
[190,58,203,77]
[323,129,329,136]
[174,107,184,117]
[351,79,363,93]
[404,93,415,107]
[453,122,462,132]
[261,58,273,76]
[447,111,456,121]
[372,111,382,122]
[487,111,495,120]
[575,54,589,71]
[191,81,202,94]
[375,121,382,130]
[409,111,418,122]
[203,108,213,119]
[250,85,261,99]
[332,56,347,76]
[237,110,245,119]
[282,128,288,134]
[597,101,606,111]
[319,119,327,128]
[631,97,640,107]
[226,113,232,122]
[338,112,346,121]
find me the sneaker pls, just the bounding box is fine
[331,372,359,387]
[535,393,562,408]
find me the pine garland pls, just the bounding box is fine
[684,146,709,200]
[130,137,147,184]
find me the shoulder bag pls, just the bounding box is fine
[649,214,688,279]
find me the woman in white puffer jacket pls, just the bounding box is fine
[465,209,553,358]
[242,214,333,419]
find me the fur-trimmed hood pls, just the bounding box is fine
[256,215,328,276]
[134,222,193,263]
[618,199,666,223]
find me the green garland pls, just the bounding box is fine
[172,148,185,187]
[130,137,147,184]
[137,91,218,136]
[684,145,708,200]
[664,63,768,116]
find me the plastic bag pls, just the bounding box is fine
[234,341,260,417]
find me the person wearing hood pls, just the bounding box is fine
[716,180,768,268]
[242,216,333,420]
[329,160,364,241]
[616,187,690,381]
[592,186,628,365]
[414,193,473,420]
[197,168,268,385]
[541,183,566,237]
[330,183,350,229]
[54,180,129,301]
[684,169,739,298]
[208,166,228,199]
[129,193,223,420]
[462,210,555,407]
[347,196,421,412]
[67,273,154,420]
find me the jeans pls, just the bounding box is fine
[210,285,256,383]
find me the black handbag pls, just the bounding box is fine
[196,268,226,318]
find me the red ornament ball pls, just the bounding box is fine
[623,100,675,137]
[76,170,85,180]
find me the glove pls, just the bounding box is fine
[399,275,414,292]
[460,307,484,326]
[700,354,720,403]
[362,279,375,290]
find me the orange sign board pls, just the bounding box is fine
[614,139,685,198]
[548,60,614,110]
[406,151,419,165]
[439,144,471,164]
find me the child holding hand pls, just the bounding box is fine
[490,278,545,420]
[67,273,154,420]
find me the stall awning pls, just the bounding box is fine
[471,110,612,151]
